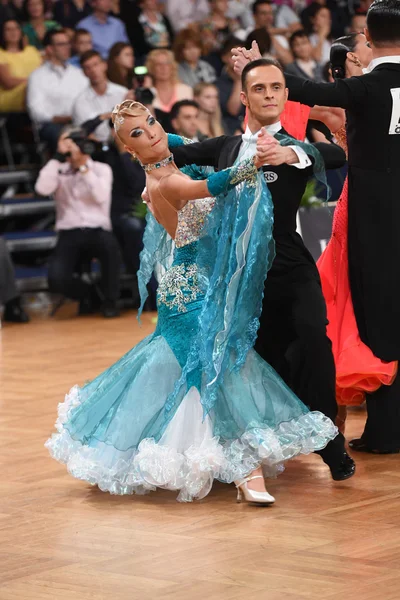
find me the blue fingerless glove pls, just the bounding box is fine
[167,133,193,148]
[206,158,258,197]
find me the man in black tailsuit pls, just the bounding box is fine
[171,58,355,480]
[273,0,400,454]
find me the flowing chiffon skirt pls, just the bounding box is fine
[46,242,337,502]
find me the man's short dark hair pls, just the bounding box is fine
[241,58,285,91]
[42,28,66,48]
[220,36,243,57]
[80,49,103,67]
[252,0,272,15]
[73,28,91,40]
[367,0,400,47]
[289,30,309,51]
[170,100,199,121]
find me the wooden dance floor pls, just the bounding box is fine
[1,310,400,600]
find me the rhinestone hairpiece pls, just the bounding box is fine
[112,104,124,131]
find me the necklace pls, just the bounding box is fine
[140,153,174,172]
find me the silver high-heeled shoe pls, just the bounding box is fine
[235,475,275,505]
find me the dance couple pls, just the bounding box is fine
[279,0,400,453]
[46,58,355,504]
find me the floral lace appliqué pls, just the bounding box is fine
[158,263,202,313]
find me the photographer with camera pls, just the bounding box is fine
[35,127,122,319]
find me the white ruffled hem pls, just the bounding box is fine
[45,385,338,502]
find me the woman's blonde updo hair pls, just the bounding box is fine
[111,100,148,133]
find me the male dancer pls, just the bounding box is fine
[171,58,355,481]
[239,0,400,454]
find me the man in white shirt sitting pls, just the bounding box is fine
[72,50,128,144]
[35,127,122,318]
[27,29,88,154]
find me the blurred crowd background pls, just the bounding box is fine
[0,0,371,323]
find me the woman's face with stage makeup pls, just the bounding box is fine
[117,110,169,164]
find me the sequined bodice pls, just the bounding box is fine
[175,197,216,248]
[157,198,215,315]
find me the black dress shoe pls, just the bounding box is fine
[3,298,30,323]
[101,301,120,319]
[349,438,400,454]
[329,452,356,481]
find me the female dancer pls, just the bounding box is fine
[46,100,337,504]
[317,34,397,430]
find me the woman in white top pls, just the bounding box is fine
[146,48,193,113]
[309,4,332,65]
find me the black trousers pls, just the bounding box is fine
[112,214,144,276]
[362,370,400,451]
[255,263,346,464]
[0,237,18,305]
[48,229,121,302]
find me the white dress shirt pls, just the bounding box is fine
[363,55,400,74]
[238,122,312,169]
[35,158,112,231]
[72,82,128,142]
[27,61,88,125]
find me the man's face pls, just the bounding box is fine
[93,0,112,14]
[75,33,92,56]
[240,65,288,125]
[292,35,313,61]
[351,14,367,33]
[83,55,107,85]
[48,32,71,62]
[171,106,199,139]
[254,2,274,29]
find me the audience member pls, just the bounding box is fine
[68,27,92,67]
[165,0,209,33]
[216,36,245,134]
[246,26,293,65]
[273,0,302,31]
[285,29,324,81]
[0,237,29,323]
[76,0,129,59]
[193,81,225,138]
[226,0,253,29]
[27,28,87,153]
[308,3,332,63]
[22,0,59,51]
[0,19,41,112]
[122,0,173,61]
[174,28,216,88]
[35,127,121,318]
[52,0,92,30]
[200,0,240,55]
[72,50,128,143]
[170,99,200,139]
[107,41,134,88]
[0,1,23,27]
[145,48,193,113]
[351,12,367,33]
[238,1,294,65]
